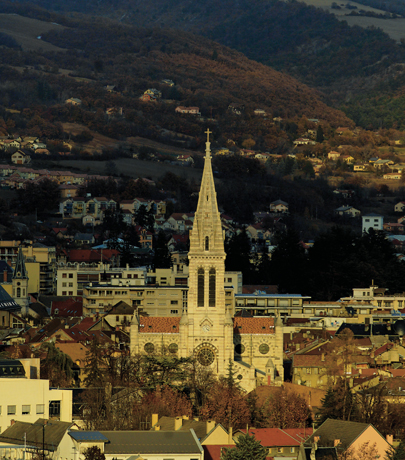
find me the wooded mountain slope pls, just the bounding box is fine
[0,9,352,125]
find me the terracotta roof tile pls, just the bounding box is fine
[139,317,180,333]
[233,317,275,334]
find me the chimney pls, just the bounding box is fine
[3,269,7,282]
[154,425,160,431]
[386,434,393,445]
[228,427,233,444]
[151,413,159,427]
[182,415,189,420]
[334,439,340,447]
[10,419,15,426]
[206,420,215,433]
[321,353,325,362]
[174,416,182,430]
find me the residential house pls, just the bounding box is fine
[336,127,352,135]
[234,427,313,459]
[106,107,123,117]
[270,200,289,213]
[353,164,367,171]
[374,159,394,169]
[383,173,402,180]
[144,88,162,99]
[254,109,266,116]
[11,150,31,165]
[59,184,79,199]
[58,429,204,460]
[395,201,405,213]
[177,154,194,165]
[327,151,340,161]
[362,213,383,232]
[161,79,175,86]
[294,138,314,146]
[341,154,355,164]
[304,419,391,460]
[335,206,361,217]
[65,98,82,106]
[134,225,153,249]
[215,148,231,156]
[175,106,201,115]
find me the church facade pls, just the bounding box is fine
[130,131,283,391]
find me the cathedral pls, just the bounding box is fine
[130,130,283,392]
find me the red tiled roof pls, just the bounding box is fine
[233,317,275,334]
[68,249,119,263]
[51,298,83,317]
[139,317,180,333]
[237,428,303,447]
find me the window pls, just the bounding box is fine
[170,309,178,314]
[62,291,67,296]
[7,405,16,415]
[49,401,60,417]
[290,447,295,453]
[22,405,30,415]
[62,273,67,278]
[209,268,216,307]
[171,300,178,305]
[69,274,73,279]
[365,219,370,222]
[277,448,283,453]
[69,283,73,287]
[227,278,232,282]
[198,268,204,307]
[69,291,73,295]
[36,404,45,414]
[205,236,209,251]
[62,282,67,287]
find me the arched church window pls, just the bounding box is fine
[16,287,21,297]
[198,268,204,307]
[205,236,209,251]
[209,268,216,307]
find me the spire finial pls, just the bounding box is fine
[205,128,212,159]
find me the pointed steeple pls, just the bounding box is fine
[13,247,28,280]
[189,129,225,258]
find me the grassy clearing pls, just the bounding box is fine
[0,14,67,51]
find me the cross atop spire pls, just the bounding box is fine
[205,129,211,159]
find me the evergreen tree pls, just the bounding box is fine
[152,230,172,270]
[386,440,405,460]
[316,125,324,143]
[221,433,267,460]
[84,337,106,387]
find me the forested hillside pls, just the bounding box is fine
[6,0,405,129]
[0,9,352,127]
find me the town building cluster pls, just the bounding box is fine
[0,131,404,460]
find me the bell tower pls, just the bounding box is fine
[184,129,232,375]
[12,247,29,308]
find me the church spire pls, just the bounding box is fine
[13,247,28,279]
[189,129,225,257]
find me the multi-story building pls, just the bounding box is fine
[0,359,72,431]
[0,241,56,294]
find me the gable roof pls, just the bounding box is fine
[99,430,202,454]
[0,419,72,450]
[138,317,180,333]
[305,419,375,450]
[233,317,275,334]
